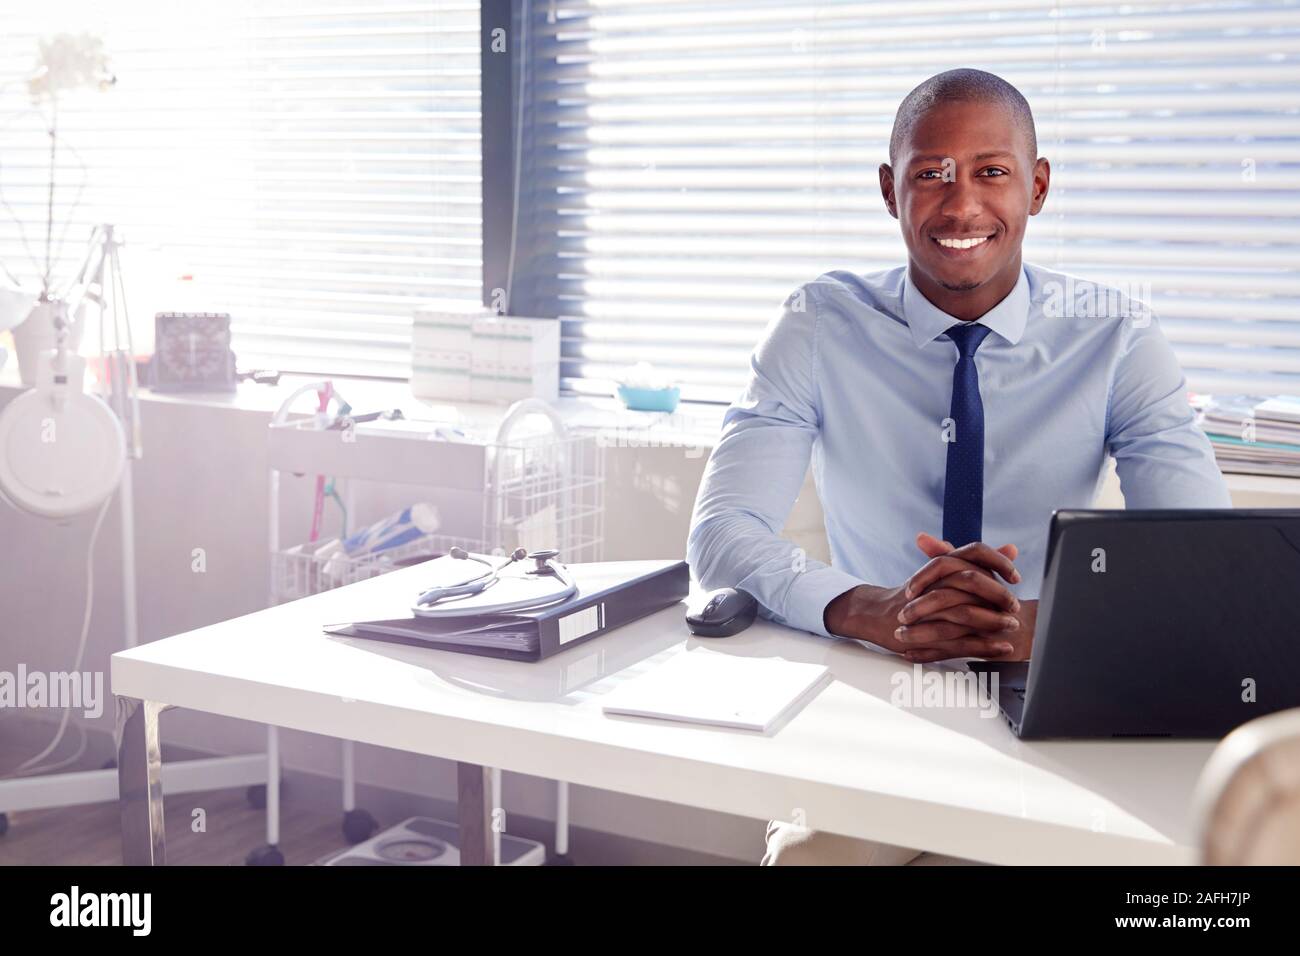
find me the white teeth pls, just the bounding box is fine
[936,236,990,249]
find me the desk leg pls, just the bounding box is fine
[117,697,165,866]
[457,761,493,866]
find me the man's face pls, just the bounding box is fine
[880,99,1049,298]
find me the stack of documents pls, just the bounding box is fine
[600,650,829,732]
[1199,395,1300,477]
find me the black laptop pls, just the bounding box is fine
[967,509,1300,739]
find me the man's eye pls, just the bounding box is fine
[918,169,942,179]
[980,167,1008,177]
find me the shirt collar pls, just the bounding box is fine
[902,264,1030,349]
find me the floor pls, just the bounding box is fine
[0,731,353,866]
[0,784,355,866]
[0,735,750,866]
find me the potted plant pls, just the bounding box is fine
[4,32,114,385]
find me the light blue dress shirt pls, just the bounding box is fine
[686,261,1231,644]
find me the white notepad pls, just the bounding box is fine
[600,651,829,732]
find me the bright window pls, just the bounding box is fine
[0,0,481,378]
[519,0,1300,402]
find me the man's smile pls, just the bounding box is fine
[931,232,997,256]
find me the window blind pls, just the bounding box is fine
[0,0,480,379]
[519,0,1300,403]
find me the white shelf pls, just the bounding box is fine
[1223,471,1300,501]
[267,417,489,488]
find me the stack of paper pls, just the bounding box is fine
[600,650,829,732]
[1199,395,1300,477]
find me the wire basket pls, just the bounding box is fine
[272,533,486,603]
[485,429,605,563]
[268,408,605,605]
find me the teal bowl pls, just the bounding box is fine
[617,383,680,413]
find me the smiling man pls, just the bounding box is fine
[685,68,1230,866]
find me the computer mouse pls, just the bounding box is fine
[685,587,759,637]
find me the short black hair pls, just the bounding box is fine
[888,68,1037,166]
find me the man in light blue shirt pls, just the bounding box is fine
[686,68,1229,865]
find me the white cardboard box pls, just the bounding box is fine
[412,348,471,402]
[470,360,560,403]
[412,299,483,353]
[412,303,560,404]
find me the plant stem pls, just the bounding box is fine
[43,99,57,296]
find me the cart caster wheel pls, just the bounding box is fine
[0,813,9,837]
[342,808,378,844]
[245,844,284,866]
[546,852,575,866]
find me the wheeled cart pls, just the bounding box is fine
[251,386,604,864]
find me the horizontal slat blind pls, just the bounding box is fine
[0,0,480,379]
[521,0,1300,403]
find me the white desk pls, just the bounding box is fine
[111,560,1214,865]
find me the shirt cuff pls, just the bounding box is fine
[778,564,901,657]
[782,564,870,639]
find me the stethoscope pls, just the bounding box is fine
[412,546,578,617]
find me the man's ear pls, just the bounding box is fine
[879,163,899,220]
[1028,156,1051,216]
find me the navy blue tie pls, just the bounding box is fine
[942,322,993,548]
